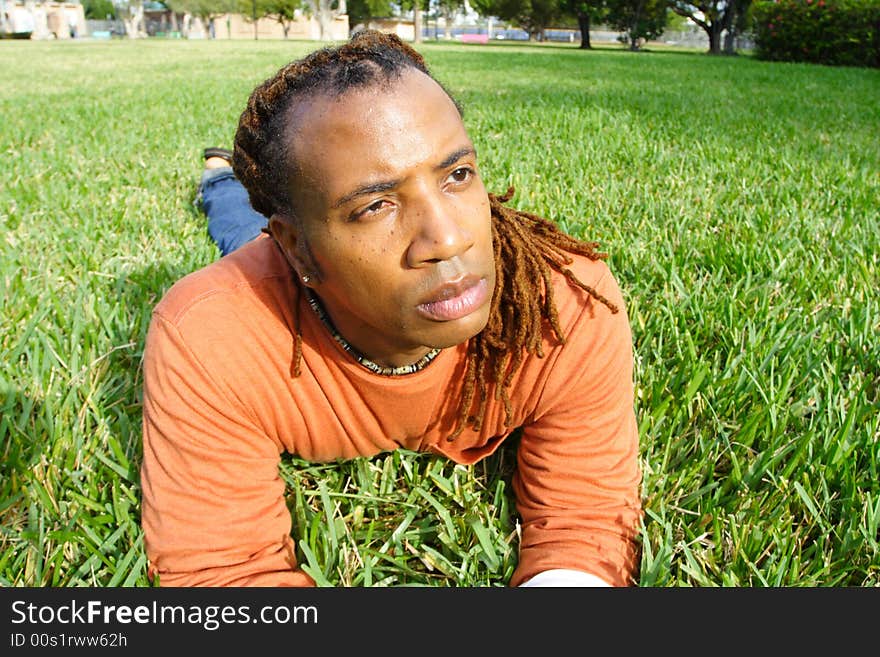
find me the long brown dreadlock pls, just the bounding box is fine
[232,30,618,441]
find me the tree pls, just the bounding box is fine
[434,0,464,39]
[191,0,227,37]
[667,0,751,54]
[243,0,304,37]
[83,0,118,19]
[299,0,347,39]
[113,0,146,37]
[165,0,227,37]
[559,0,606,48]
[606,0,666,49]
[397,0,428,42]
[472,0,562,41]
[722,0,751,54]
[346,0,391,31]
[237,0,262,37]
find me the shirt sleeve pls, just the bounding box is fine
[140,311,315,587]
[509,266,643,587]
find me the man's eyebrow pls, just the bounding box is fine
[437,147,477,170]
[332,147,478,209]
[332,180,399,209]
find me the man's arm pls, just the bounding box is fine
[510,266,643,587]
[140,311,314,587]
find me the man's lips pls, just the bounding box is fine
[416,275,489,321]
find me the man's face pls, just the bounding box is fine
[272,68,495,368]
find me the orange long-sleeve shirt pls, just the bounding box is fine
[140,234,642,587]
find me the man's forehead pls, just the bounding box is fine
[287,68,457,129]
[286,71,468,173]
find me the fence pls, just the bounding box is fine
[85,19,125,38]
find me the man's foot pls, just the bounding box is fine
[196,147,234,210]
[203,147,233,169]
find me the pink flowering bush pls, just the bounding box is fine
[751,0,880,67]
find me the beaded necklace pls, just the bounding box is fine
[304,287,441,377]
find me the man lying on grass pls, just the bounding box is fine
[139,30,642,587]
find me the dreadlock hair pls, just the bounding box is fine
[233,29,618,441]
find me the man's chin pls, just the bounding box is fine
[423,305,491,350]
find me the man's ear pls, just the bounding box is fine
[268,213,318,284]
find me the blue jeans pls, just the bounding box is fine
[197,167,267,257]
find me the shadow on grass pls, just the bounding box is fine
[0,385,44,488]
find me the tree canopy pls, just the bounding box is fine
[605,0,667,50]
[471,0,563,40]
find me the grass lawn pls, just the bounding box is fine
[1,37,878,587]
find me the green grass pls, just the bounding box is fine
[1,38,878,587]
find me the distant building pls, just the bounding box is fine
[141,4,349,41]
[1,0,349,41]
[360,17,415,42]
[1,0,86,39]
[196,12,348,41]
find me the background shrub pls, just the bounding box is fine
[751,0,880,67]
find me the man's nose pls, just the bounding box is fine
[405,193,474,267]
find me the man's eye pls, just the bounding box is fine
[351,199,390,221]
[449,167,473,183]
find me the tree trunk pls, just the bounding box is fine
[630,0,644,50]
[0,2,10,35]
[25,0,52,38]
[874,17,880,67]
[722,4,736,54]
[305,0,335,40]
[413,2,422,43]
[317,0,333,40]
[577,13,591,49]
[723,29,735,54]
[708,23,722,54]
[317,11,332,39]
[124,3,145,38]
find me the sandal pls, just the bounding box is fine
[203,147,233,163]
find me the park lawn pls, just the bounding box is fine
[0,37,878,587]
